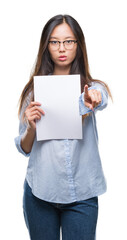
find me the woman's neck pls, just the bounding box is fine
[53,65,71,75]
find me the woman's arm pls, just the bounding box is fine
[20,101,45,154]
[15,101,45,156]
[20,127,36,154]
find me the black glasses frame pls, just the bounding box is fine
[48,40,77,49]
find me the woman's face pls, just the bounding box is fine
[48,23,77,72]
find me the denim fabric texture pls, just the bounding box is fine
[23,179,98,240]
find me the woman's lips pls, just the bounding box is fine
[58,56,67,61]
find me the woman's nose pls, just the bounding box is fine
[59,42,66,51]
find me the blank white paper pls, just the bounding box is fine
[34,75,82,141]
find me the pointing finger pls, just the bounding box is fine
[84,85,89,96]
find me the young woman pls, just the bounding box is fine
[15,14,112,240]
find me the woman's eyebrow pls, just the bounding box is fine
[49,36,75,39]
[49,37,58,39]
[65,36,75,39]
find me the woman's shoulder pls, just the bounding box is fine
[91,81,107,92]
[91,81,103,87]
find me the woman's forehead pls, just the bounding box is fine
[50,23,75,39]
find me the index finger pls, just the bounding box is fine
[31,101,41,106]
[84,85,89,96]
[28,101,41,108]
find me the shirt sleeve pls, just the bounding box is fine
[79,82,108,115]
[14,95,31,157]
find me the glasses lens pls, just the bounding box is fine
[49,40,77,50]
[49,41,59,50]
[64,40,74,49]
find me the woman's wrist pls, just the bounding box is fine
[21,127,36,154]
[26,124,36,134]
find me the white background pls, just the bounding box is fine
[0,0,127,239]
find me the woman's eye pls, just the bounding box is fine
[51,41,58,45]
[65,40,72,44]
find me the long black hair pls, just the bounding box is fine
[18,14,112,117]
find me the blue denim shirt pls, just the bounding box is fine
[15,82,108,203]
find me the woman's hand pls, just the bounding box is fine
[84,85,102,111]
[25,102,45,130]
[21,101,45,154]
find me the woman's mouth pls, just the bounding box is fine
[58,56,67,61]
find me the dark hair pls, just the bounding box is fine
[18,14,112,117]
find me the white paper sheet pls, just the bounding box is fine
[34,75,82,141]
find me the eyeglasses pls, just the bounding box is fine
[48,40,77,50]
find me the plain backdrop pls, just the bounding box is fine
[0,0,127,239]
